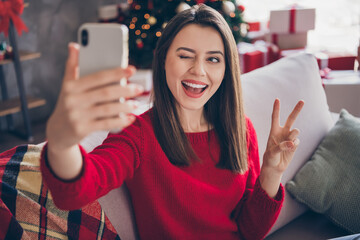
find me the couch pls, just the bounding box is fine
[1,53,358,239]
[80,53,359,239]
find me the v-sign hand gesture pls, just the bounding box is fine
[260,99,305,198]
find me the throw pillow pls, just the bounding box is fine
[286,109,360,233]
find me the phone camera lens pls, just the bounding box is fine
[81,29,88,46]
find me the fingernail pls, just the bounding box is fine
[120,78,127,87]
[128,65,136,73]
[128,115,136,122]
[135,85,144,94]
[286,142,293,148]
[125,66,136,77]
[68,42,79,50]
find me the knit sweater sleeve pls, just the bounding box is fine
[235,118,284,240]
[40,117,143,210]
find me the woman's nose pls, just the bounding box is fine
[190,58,206,76]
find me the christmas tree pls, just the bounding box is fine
[115,0,248,68]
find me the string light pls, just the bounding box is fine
[141,33,147,38]
[156,31,162,37]
[135,30,141,35]
[135,4,141,10]
[129,23,135,29]
[141,24,150,30]
[144,13,150,19]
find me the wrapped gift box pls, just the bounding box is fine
[315,52,356,70]
[269,6,315,34]
[238,41,279,73]
[266,32,307,50]
[246,21,269,43]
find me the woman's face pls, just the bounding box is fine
[165,24,226,113]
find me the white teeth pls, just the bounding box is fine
[182,81,207,88]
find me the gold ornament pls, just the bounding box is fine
[148,16,157,25]
[176,2,190,13]
[222,1,235,15]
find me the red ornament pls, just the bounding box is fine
[136,39,144,49]
[195,0,206,4]
[118,16,125,23]
[0,0,28,36]
[238,5,245,12]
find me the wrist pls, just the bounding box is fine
[259,167,283,198]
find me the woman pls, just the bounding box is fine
[42,4,304,240]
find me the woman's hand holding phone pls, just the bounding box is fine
[45,43,143,180]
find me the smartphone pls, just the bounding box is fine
[78,23,129,133]
[78,23,129,79]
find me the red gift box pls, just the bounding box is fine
[248,21,268,32]
[238,41,279,73]
[248,22,261,32]
[246,21,270,43]
[315,52,356,70]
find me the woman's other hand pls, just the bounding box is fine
[260,99,304,198]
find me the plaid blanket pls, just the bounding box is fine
[0,144,120,240]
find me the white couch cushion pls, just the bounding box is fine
[241,53,334,234]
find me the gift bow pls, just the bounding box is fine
[0,0,28,37]
[319,67,332,79]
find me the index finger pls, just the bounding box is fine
[284,100,305,130]
[271,98,280,130]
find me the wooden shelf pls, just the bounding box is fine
[0,51,41,65]
[0,96,46,117]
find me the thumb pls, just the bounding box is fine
[64,42,79,81]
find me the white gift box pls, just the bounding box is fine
[269,7,315,34]
[265,32,308,50]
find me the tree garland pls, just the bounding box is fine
[0,0,28,37]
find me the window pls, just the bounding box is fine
[242,0,360,54]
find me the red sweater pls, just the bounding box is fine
[41,110,284,240]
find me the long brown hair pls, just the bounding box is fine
[151,4,248,174]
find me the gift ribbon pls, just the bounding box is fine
[0,0,28,37]
[316,52,329,69]
[319,67,332,79]
[271,33,278,45]
[289,7,296,33]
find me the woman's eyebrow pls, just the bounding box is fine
[176,47,224,56]
[207,50,224,56]
[176,47,195,53]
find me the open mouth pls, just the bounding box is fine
[181,80,208,98]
